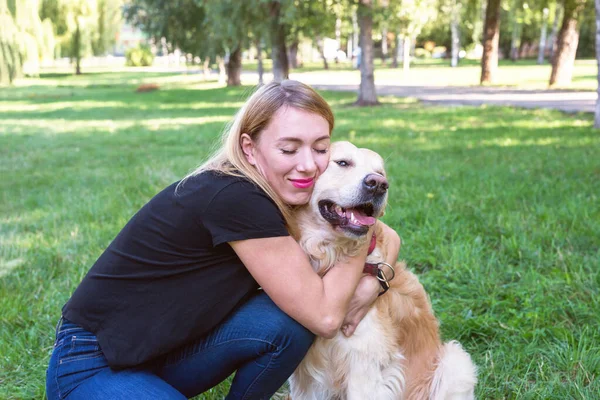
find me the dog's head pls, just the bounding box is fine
[310,141,388,239]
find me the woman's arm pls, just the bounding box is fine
[340,221,402,337]
[230,233,371,339]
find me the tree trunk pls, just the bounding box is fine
[480,0,501,84]
[517,37,527,59]
[347,35,353,62]
[402,35,411,77]
[1,35,23,84]
[549,0,586,86]
[256,38,264,86]
[226,46,242,86]
[450,10,460,67]
[335,17,342,63]
[269,1,289,82]
[288,40,299,69]
[352,10,359,57]
[381,25,388,64]
[594,0,600,128]
[538,8,549,64]
[391,32,399,68]
[397,35,404,64]
[316,36,329,70]
[203,57,210,80]
[217,55,226,84]
[356,0,378,106]
[74,20,82,75]
[510,12,521,62]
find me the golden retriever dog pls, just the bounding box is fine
[288,141,477,400]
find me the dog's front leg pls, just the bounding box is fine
[344,351,406,400]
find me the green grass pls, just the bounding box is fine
[1,72,599,399]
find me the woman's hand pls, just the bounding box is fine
[340,222,402,337]
[340,275,380,337]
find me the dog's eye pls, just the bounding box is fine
[335,160,350,167]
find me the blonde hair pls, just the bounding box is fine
[180,80,335,225]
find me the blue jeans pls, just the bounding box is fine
[46,291,314,399]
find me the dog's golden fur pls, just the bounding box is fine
[288,141,476,400]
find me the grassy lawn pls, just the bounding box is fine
[1,73,599,399]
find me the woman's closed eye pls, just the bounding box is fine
[280,147,328,155]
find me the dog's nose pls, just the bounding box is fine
[363,174,388,195]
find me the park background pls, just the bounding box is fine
[1,0,599,399]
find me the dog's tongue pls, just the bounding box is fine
[348,208,376,226]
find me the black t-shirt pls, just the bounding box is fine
[62,171,289,368]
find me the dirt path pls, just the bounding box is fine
[305,83,596,114]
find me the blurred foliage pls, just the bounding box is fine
[0,0,56,84]
[38,0,122,65]
[125,43,154,66]
[1,0,597,83]
[0,0,23,84]
[575,0,596,58]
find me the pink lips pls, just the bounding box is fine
[290,178,315,189]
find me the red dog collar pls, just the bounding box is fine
[367,232,377,255]
[364,232,394,296]
[364,263,391,296]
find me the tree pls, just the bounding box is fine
[92,0,123,56]
[387,0,437,75]
[203,0,330,84]
[1,0,56,84]
[509,0,524,61]
[449,2,461,67]
[256,37,264,85]
[439,0,462,67]
[127,0,210,60]
[356,0,378,105]
[62,0,98,75]
[460,0,485,54]
[288,0,337,71]
[0,0,22,84]
[126,0,290,86]
[269,0,289,81]
[549,0,587,86]
[16,0,43,75]
[594,0,599,128]
[126,0,225,80]
[480,0,501,84]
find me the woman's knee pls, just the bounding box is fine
[251,292,315,357]
[279,315,315,355]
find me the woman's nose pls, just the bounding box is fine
[297,149,317,173]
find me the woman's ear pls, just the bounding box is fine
[240,133,256,166]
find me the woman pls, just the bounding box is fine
[46,80,401,399]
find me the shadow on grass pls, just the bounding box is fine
[39,71,188,80]
[0,86,247,121]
